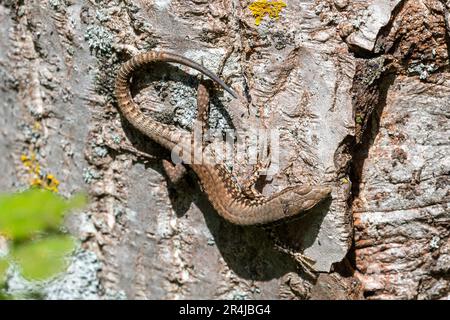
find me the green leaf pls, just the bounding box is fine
[0,189,86,241]
[0,258,8,283]
[10,235,75,281]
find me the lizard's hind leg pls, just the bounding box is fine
[162,160,187,185]
[163,80,211,184]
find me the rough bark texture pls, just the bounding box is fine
[0,0,448,299]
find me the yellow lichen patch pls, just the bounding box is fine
[20,153,60,193]
[45,174,60,193]
[33,121,42,131]
[248,0,287,26]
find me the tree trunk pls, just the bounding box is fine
[0,0,448,299]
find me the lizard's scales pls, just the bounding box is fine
[115,51,331,225]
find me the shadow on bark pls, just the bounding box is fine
[115,54,332,281]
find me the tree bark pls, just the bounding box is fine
[0,0,448,299]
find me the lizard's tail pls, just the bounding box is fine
[115,51,236,153]
[115,51,237,100]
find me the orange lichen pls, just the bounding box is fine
[21,152,60,193]
[248,0,287,26]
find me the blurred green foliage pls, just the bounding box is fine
[0,259,7,282]
[10,235,76,281]
[0,188,86,297]
[0,189,85,241]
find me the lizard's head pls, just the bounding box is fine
[277,185,332,218]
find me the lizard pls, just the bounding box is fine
[115,51,332,227]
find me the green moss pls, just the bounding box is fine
[407,63,438,80]
[85,25,113,57]
[361,57,386,86]
[83,168,101,184]
[48,0,61,10]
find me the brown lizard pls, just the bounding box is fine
[115,51,331,226]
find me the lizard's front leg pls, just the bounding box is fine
[239,161,319,276]
[263,225,318,279]
[240,159,270,200]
